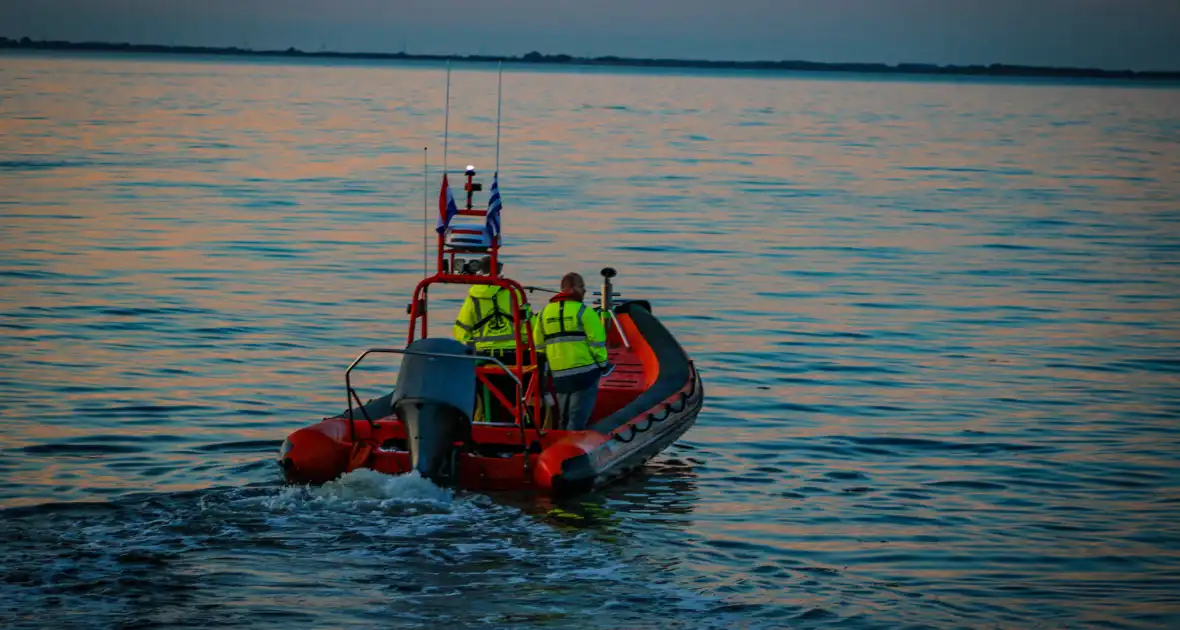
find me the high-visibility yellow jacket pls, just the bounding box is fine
[453,285,531,352]
[534,299,607,392]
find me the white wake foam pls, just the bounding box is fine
[261,469,453,512]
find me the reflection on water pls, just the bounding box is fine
[2,54,1180,628]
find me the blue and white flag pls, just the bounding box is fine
[435,173,458,234]
[485,172,502,239]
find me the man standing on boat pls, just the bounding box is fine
[453,256,531,365]
[534,272,609,430]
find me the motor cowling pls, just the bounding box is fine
[391,338,476,485]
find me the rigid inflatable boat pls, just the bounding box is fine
[277,72,702,495]
[278,290,702,494]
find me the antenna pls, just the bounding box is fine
[494,61,503,174]
[423,146,428,278]
[442,62,451,178]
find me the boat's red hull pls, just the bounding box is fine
[279,302,702,494]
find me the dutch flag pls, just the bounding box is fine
[435,173,458,234]
[485,172,502,239]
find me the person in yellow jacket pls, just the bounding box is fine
[453,257,533,424]
[533,272,611,430]
[453,257,532,365]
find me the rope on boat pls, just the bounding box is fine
[613,385,693,444]
[612,363,698,444]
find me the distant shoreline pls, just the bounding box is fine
[4,36,1179,81]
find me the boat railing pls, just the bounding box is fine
[345,347,522,420]
[343,347,531,448]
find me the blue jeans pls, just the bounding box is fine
[556,375,600,431]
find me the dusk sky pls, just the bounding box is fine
[3,0,1179,70]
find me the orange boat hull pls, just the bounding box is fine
[279,303,702,494]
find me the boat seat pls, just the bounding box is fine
[445,222,492,252]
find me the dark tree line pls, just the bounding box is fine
[3,37,1177,81]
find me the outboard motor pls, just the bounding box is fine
[391,338,476,485]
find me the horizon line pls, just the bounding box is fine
[3,36,1179,81]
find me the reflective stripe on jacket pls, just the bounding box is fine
[533,300,607,390]
[453,285,530,352]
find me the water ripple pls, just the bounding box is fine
[2,55,1179,629]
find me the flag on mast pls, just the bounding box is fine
[485,173,501,239]
[435,173,458,234]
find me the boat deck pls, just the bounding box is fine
[592,346,648,420]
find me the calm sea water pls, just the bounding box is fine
[2,53,1179,629]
